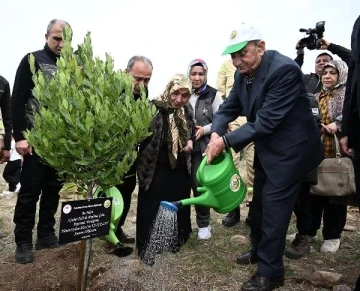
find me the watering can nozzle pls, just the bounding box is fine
[160,201,181,212]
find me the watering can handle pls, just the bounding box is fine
[197,148,233,183]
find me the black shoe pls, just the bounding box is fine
[15,243,34,264]
[112,243,133,257]
[116,230,135,244]
[35,234,59,250]
[236,251,259,265]
[241,274,284,291]
[222,207,240,227]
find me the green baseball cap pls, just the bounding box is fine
[222,23,262,55]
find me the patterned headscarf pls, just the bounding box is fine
[321,60,348,90]
[319,60,348,157]
[152,74,192,168]
[188,58,208,94]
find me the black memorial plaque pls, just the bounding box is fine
[59,197,112,244]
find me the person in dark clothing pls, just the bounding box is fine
[11,19,70,264]
[206,23,323,291]
[0,75,12,163]
[136,74,195,264]
[2,136,22,194]
[339,15,360,291]
[294,38,351,94]
[112,56,153,250]
[285,38,351,259]
[284,93,321,259]
[0,74,13,238]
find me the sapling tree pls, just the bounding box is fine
[25,27,155,291]
[26,27,155,193]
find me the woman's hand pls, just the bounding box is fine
[183,140,193,153]
[195,126,204,141]
[321,122,338,135]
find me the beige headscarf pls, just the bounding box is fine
[152,74,192,168]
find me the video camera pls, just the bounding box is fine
[299,21,325,50]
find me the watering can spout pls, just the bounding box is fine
[160,188,219,211]
[178,187,220,209]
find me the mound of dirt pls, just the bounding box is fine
[0,242,109,291]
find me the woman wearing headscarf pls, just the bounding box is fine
[136,74,195,261]
[187,59,223,240]
[309,60,349,253]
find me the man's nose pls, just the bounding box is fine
[232,57,241,67]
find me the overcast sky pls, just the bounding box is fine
[1,0,359,97]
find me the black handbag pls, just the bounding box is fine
[310,135,356,196]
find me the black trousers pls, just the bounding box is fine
[293,182,312,236]
[3,159,21,191]
[308,195,347,240]
[353,143,360,207]
[191,151,210,228]
[13,153,63,245]
[115,162,137,235]
[251,161,301,278]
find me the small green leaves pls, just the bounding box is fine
[25,27,155,191]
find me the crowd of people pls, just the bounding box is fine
[0,16,359,291]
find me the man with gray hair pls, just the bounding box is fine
[11,19,70,264]
[109,56,153,252]
[206,23,323,290]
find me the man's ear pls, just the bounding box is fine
[258,40,266,55]
[125,68,129,73]
[45,34,49,41]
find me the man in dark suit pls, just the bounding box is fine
[339,15,360,291]
[205,23,323,291]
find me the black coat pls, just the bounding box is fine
[342,15,360,148]
[0,75,12,150]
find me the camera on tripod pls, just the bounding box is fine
[299,21,325,50]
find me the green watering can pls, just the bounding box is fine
[93,186,133,257]
[161,149,247,213]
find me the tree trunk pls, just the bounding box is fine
[77,182,94,291]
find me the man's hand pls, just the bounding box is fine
[209,132,220,142]
[318,38,331,50]
[16,140,32,156]
[204,133,225,165]
[0,150,10,163]
[296,40,305,54]
[340,136,354,156]
[183,140,193,153]
[195,126,205,141]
